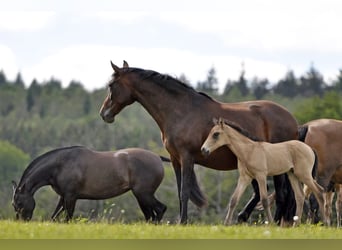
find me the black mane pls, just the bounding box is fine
[223,119,261,142]
[19,146,85,186]
[124,68,214,101]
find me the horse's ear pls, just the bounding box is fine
[218,117,224,128]
[110,61,121,74]
[212,118,218,125]
[123,60,129,68]
[12,180,17,191]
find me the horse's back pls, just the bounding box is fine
[220,100,298,142]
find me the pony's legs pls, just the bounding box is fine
[324,191,334,226]
[302,178,326,225]
[255,176,273,224]
[64,197,77,222]
[286,172,305,225]
[51,196,64,221]
[237,179,260,222]
[224,174,252,225]
[336,184,342,227]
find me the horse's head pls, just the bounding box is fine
[99,60,135,123]
[11,181,35,221]
[201,118,227,157]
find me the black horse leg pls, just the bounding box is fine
[273,174,295,224]
[51,196,64,221]
[64,198,77,222]
[171,159,182,219]
[238,179,260,222]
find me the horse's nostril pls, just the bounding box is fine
[201,147,209,157]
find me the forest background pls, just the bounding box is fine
[1,64,342,224]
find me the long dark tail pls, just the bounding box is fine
[312,149,318,178]
[190,169,207,208]
[298,124,309,142]
[159,156,171,163]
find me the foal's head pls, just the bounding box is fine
[201,118,230,157]
[11,181,35,221]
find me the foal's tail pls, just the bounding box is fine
[159,156,171,163]
[298,124,309,142]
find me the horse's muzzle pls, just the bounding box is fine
[201,147,210,157]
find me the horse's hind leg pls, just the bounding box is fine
[51,196,64,221]
[153,199,167,222]
[336,184,342,227]
[133,191,154,222]
[255,176,273,224]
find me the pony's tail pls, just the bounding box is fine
[312,149,318,178]
[160,156,171,163]
[298,125,309,142]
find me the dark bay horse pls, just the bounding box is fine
[12,146,168,222]
[201,118,326,226]
[299,118,342,226]
[99,61,299,224]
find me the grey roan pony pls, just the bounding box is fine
[12,146,168,222]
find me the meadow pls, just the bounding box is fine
[0,220,340,239]
[1,220,341,250]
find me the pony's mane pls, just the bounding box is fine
[19,146,85,185]
[222,119,261,142]
[123,68,214,101]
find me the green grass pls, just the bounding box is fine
[0,220,340,239]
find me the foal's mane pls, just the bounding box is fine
[222,119,261,142]
[121,68,214,100]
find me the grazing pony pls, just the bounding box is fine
[99,61,299,224]
[12,146,168,222]
[201,118,326,225]
[299,118,342,226]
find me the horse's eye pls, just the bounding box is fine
[213,132,220,140]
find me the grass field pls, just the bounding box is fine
[0,220,340,239]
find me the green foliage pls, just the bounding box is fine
[294,91,342,124]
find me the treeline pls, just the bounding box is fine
[1,65,342,223]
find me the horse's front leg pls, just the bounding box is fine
[224,173,252,225]
[179,156,195,224]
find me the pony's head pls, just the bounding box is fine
[99,60,135,123]
[11,181,35,221]
[201,117,227,157]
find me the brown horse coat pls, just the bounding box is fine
[99,61,299,224]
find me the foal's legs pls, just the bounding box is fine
[255,175,274,224]
[300,177,326,225]
[286,172,305,225]
[224,173,252,225]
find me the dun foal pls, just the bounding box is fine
[201,118,326,225]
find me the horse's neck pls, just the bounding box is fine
[133,80,209,130]
[224,125,256,157]
[20,163,51,195]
